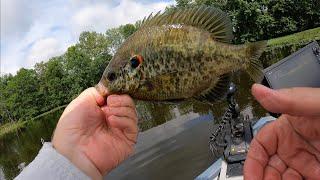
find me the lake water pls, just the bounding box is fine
[0,72,267,180]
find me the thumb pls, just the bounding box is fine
[251,84,320,117]
[78,87,106,106]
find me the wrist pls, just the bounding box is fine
[52,140,103,180]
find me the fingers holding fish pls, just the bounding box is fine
[102,106,138,124]
[107,115,138,144]
[101,94,138,143]
[107,94,136,109]
[100,94,138,143]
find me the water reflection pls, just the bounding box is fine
[0,111,62,180]
[107,113,215,180]
[0,72,267,180]
[106,72,267,179]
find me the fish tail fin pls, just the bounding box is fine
[245,41,267,82]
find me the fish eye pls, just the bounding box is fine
[130,55,143,69]
[107,71,116,82]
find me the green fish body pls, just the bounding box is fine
[96,6,266,102]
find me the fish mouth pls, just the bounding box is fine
[95,80,109,97]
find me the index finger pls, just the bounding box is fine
[251,84,320,117]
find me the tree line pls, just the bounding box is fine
[174,0,319,43]
[1,0,319,123]
[0,24,136,123]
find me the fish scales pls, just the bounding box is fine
[96,6,266,102]
[116,26,243,100]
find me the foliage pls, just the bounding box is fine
[0,25,136,124]
[0,120,26,138]
[174,0,320,43]
[2,3,318,178]
[261,27,320,67]
[267,27,320,47]
[3,69,42,120]
[1,0,319,126]
[106,24,137,54]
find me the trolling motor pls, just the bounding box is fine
[208,82,253,178]
[209,83,252,164]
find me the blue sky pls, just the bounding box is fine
[1,0,175,75]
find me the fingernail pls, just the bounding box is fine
[252,83,271,91]
[252,84,274,100]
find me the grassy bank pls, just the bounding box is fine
[0,121,27,138]
[0,104,67,138]
[262,27,320,66]
[32,104,67,120]
[267,27,320,47]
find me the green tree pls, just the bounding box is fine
[176,0,193,7]
[64,45,92,99]
[64,31,112,99]
[90,52,112,85]
[35,57,69,111]
[78,31,110,59]
[77,31,112,85]
[174,0,320,43]
[106,24,137,54]
[120,24,137,39]
[0,75,15,123]
[0,21,135,124]
[4,69,42,120]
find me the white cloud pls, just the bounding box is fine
[26,38,65,66]
[1,50,25,76]
[1,0,175,75]
[71,0,172,37]
[0,0,33,42]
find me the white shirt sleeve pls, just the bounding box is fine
[15,142,90,180]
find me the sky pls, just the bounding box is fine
[0,0,175,75]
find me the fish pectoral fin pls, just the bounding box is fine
[140,80,155,91]
[195,73,231,103]
[137,6,233,43]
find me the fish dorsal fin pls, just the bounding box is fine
[138,6,233,43]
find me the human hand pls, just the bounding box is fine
[244,84,320,179]
[52,87,138,179]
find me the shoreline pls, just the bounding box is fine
[0,104,67,138]
[1,27,319,138]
